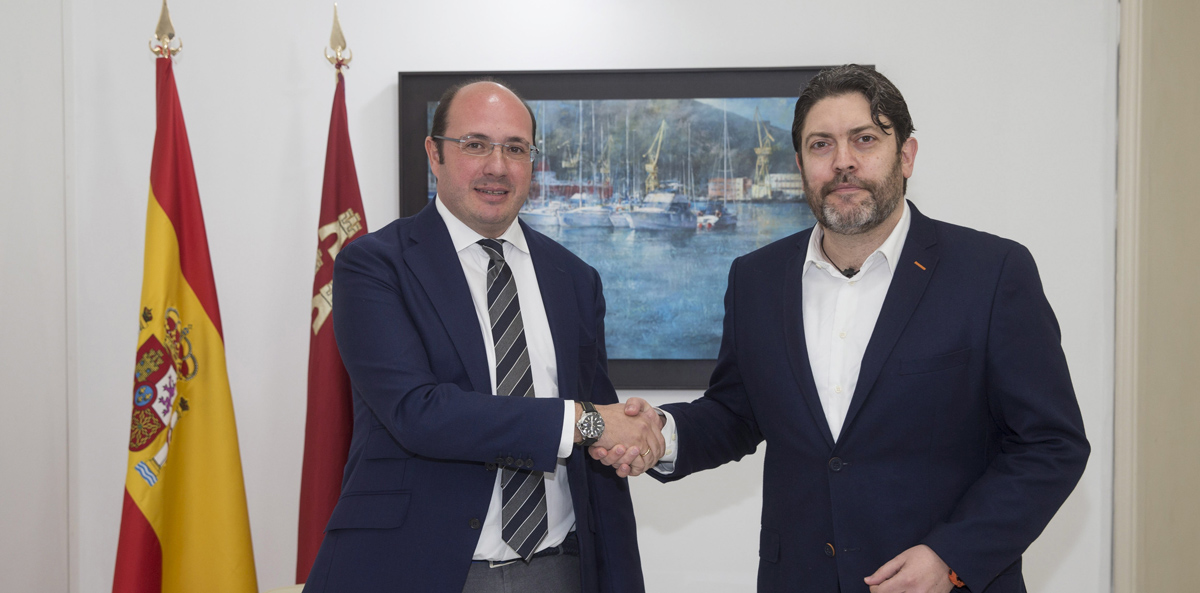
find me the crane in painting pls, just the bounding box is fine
[751,107,775,200]
[643,120,667,195]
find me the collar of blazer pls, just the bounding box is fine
[403,203,582,400]
[783,200,941,449]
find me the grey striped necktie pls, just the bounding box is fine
[478,238,548,561]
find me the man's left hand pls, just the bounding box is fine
[864,544,955,593]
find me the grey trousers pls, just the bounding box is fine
[461,554,581,593]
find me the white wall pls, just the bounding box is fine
[52,1,1117,591]
[0,0,69,591]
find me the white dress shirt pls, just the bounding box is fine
[658,202,912,468]
[434,198,577,561]
[802,201,911,441]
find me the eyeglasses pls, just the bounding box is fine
[433,135,540,163]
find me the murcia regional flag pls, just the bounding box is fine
[296,68,367,583]
[112,55,257,593]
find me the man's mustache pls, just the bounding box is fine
[820,172,875,198]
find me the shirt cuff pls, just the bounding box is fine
[558,400,575,459]
[654,408,678,474]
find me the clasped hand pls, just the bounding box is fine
[587,398,663,478]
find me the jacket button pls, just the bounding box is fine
[469,518,481,529]
[495,457,505,465]
[514,458,525,468]
[506,456,515,465]
[525,458,534,467]
[828,457,844,472]
[824,543,835,557]
[485,462,496,471]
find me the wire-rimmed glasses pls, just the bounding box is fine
[433,135,540,163]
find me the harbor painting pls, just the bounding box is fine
[399,68,824,387]
[428,97,816,357]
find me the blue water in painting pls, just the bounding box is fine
[527,203,817,360]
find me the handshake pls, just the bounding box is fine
[573,398,664,478]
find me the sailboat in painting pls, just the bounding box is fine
[698,101,738,230]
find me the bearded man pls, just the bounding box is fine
[593,64,1089,593]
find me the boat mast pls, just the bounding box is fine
[577,100,583,202]
[625,105,630,200]
[590,102,596,199]
[723,100,731,208]
[538,102,546,202]
[687,122,693,203]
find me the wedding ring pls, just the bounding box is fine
[639,450,650,457]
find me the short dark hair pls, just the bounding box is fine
[429,77,538,164]
[791,65,915,154]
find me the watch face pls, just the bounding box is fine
[580,412,605,439]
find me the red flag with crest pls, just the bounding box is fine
[296,68,368,582]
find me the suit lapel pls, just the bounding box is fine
[525,222,579,402]
[403,204,491,395]
[841,202,939,436]
[783,230,836,450]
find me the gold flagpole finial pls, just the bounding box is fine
[325,4,352,70]
[150,0,181,56]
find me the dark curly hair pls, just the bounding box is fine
[791,65,915,155]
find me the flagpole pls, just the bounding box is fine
[115,3,258,591]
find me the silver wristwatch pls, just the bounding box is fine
[576,401,605,447]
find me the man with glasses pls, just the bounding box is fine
[302,80,658,593]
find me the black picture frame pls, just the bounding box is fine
[398,67,824,389]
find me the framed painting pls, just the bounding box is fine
[399,67,825,388]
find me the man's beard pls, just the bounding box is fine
[803,158,904,236]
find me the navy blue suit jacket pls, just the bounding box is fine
[303,204,644,593]
[654,203,1089,592]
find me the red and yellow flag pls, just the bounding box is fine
[296,69,367,583]
[113,55,257,593]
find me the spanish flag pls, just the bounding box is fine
[112,55,257,593]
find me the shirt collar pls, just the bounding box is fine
[803,200,912,276]
[434,196,529,255]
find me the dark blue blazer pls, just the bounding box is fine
[655,202,1089,593]
[303,204,644,593]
